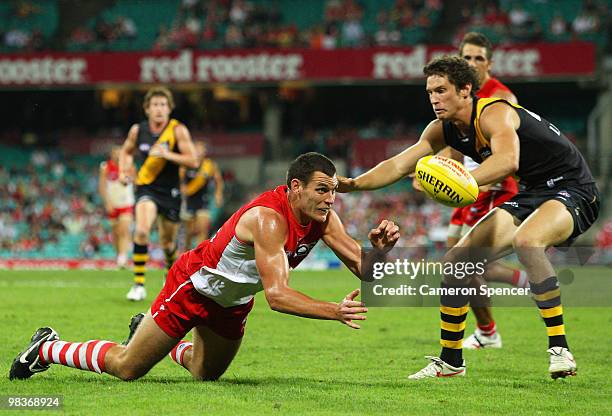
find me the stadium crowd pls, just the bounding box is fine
[3,0,609,52]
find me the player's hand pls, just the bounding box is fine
[368,220,400,252]
[337,289,367,329]
[336,176,356,193]
[104,202,113,214]
[149,143,169,158]
[410,173,423,192]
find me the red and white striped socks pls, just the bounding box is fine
[39,340,116,374]
[169,341,193,369]
[511,270,529,288]
[477,321,497,337]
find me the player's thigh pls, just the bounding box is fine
[107,313,179,377]
[513,199,573,248]
[189,325,242,380]
[158,216,180,244]
[135,200,158,232]
[117,213,133,233]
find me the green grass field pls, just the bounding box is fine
[1,269,611,415]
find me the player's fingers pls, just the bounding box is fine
[344,288,360,301]
[342,300,365,308]
[342,306,368,314]
[343,314,367,321]
[377,219,389,231]
[344,320,361,329]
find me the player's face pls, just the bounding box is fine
[461,43,491,85]
[145,96,171,124]
[298,171,338,223]
[426,75,468,120]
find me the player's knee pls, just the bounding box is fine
[512,233,542,250]
[191,368,224,381]
[115,362,148,381]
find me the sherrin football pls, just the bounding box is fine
[415,155,479,207]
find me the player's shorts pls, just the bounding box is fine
[150,256,254,340]
[499,183,600,246]
[135,185,181,223]
[181,194,211,220]
[108,206,133,220]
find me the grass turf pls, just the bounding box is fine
[0,269,610,415]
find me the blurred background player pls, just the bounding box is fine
[180,141,224,250]
[98,146,134,268]
[119,87,198,301]
[449,32,526,349]
[9,153,400,383]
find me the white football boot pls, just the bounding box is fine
[463,329,502,349]
[126,285,147,301]
[408,356,466,380]
[548,347,577,379]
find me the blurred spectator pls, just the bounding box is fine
[550,12,569,37]
[572,8,600,35]
[341,18,365,47]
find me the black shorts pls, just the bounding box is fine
[135,185,181,223]
[499,183,600,246]
[185,194,211,215]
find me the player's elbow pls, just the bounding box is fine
[506,155,519,174]
[264,288,286,312]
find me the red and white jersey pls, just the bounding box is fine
[184,185,325,307]
[102,159,134,208]
[464,77,516,192]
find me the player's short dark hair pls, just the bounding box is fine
[143,86,175,111]
[423,55,480,96]
[286,152,336,187]
[459,32,493,61]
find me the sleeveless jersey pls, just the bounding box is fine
[464,77,515,191]
[183,158,218,199]
[443,98,594,190]
[135,118,182,191]
[102,159,134,208]
[184,185,325,307]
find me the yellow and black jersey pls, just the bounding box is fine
[135,119,182,191]
[183,158,218,199]
[442,98,595,190]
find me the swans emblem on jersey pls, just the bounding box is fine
[287,242,317,260]
[139,143,151,153]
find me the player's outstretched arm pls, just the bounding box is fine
[240,207,368,329]
[322,211,399,278]
[337,120,446,192]
[470,103,520,187]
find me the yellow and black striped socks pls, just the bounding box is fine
[132,243,148,286]
[164,246,177,273]
[530,276,568,349]
[439,282,469,367]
